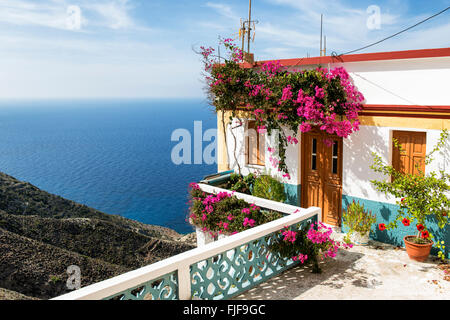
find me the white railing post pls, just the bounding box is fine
[177,265,191,300]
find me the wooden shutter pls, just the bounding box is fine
[247,120,265,166]
[392,131,426,176]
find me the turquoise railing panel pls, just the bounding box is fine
[190,216,316,300]
[104,271,178,300]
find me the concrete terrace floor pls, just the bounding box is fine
[234,233,450,300]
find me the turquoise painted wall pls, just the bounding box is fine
[284,183,301,206]
[342,195,450,259]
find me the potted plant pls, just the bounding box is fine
[371,130,449,262]
[342,201,376,245]
[402,221,433,262]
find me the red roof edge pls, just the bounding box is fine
[249,47,450,68]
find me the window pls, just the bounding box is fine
[392,131,426,176]
[246,120,265,166]
[311,138,317,170]
[332,141,338,174]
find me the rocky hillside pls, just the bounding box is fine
[0,172,196,300]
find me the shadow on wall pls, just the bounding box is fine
[343,125,388,200]
[342,195,450,259]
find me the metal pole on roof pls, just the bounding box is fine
[247,0,252,53]
[241,19,245,55]
[320,14,323,56]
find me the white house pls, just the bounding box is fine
[216,47,450,252]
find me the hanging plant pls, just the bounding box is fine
[199,38,365,178]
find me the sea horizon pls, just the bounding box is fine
[0,98,218,234]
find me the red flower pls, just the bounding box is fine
[379,223,386,231]
[401,197,406,203]
[421,230,430,239]
[443,211,448,217]
[402,218,410,227]
[416,224,425,232]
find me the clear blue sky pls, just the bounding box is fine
[0,0,448,99]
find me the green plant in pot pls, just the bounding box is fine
[370,130,449,262]
[343,201,376,245]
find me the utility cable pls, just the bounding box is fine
[332,6,450,57]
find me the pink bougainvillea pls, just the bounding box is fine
[200,39,365,177]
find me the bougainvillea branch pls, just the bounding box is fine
[200,38,365,177]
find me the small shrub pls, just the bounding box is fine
[226,173,255,194]
[252,175,286,203]
[342,201,376,242]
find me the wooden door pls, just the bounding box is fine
[301,129,343,226]
[392,131,426,176]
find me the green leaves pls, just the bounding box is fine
[370,130,449,260]
[342,201,376,236]
[252,175,287,203]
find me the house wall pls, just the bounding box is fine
[285,56,450,106]
[341,119,450,258]
[217,53,450,257]
[218,111,302,205]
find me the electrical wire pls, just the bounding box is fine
[332,6,450,57]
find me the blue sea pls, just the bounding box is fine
[0,99,217,234]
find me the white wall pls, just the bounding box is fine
[225,119,300,185]
[342,126,450,204]
[286,56,450,106]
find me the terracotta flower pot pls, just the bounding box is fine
[403,236,433,262]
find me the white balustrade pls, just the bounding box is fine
[52,184,320,301]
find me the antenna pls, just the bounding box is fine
[320,14,323,56]
[247,0,252,53]
[240,19,245,54]
[239,0,258,56]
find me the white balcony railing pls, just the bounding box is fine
[52,184,321,300]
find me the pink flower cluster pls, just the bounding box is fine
[218,221,230,230]
[306,222,353,260]
[260,60,284,76]
[243,217,256,228]
[242,203,260,216]
[306,222,333,244]
[257,126,267,134]
[200,46,215,71]
[278,85,293,105]
[286,135,298,145]
[267,145,291,180]
[282,229,297,243]
[292,253,308,264]
[189,182,200,190]
[202,191,232,214]
[246,83,273,100]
